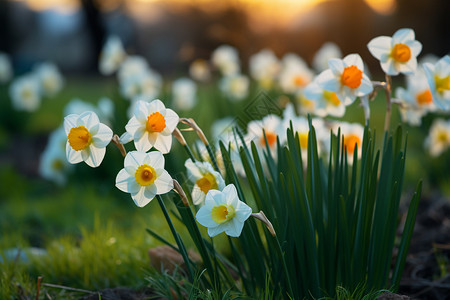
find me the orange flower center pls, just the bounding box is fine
[260,131,277,148]
[341,65,363,89]
[344,134,361,155]
[416,89,433,105]
[68,126,92,151]
[391,43,411,63]
[135,164,157,186]
[196,173,218,194]
[324,91,341,106]
[146,112,166,133]
[293,75,306,87]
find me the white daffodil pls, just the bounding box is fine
[331,121,364,165]
[278,55,314,94]
[249,49,280,89]
[0,53,13,83]
[99,36,126,75]
[312,42,342,72]
[246,114,285,153]
[120,68,162,102]
[294,91,317,116]
[34,62,64,97]
[317,54,373,105]
[116,151,174,207]
[185,159,225,205]
[172,77,197,111]
[367,28,422,76]
[211,45,240,76]
[64,111,113,168]
[125,99,179,154]
[424,119,450,157]
[423,55,450,110]
[39,127,72,185]
[196,184,252,237]
[219,74,249,101]
[117,55,149,83]
[395,68,436,126]
[304,80,346,118]
[189,59,211,82]
[9,74,41,112]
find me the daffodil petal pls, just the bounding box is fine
[162,108,179,134]
[235,202,252,223]
[131,187,152,207]
[223,184,238,206]
[192,185,206,205]
[143,184,157,200]
[115,168,140,193]
[125,116,142,136]
[328,59,344,76]
[92,123,113,148]
[317,70,340,92]
[185,159,203,179]
[66,142,83,164]
[77,111,100,131]
[134,131,152,152]
[356,75,373,96]
[406,40,422,57]
[119,132,133,144]
[367,36,391,60]
[83,145,106,168]
[153,134,172,154]
[154,170,173,194]
[134,100,150,122]
[196,205,220,228]
[343,54,364,70]
[381,59,399,76]
[397,58,417,74]
[148,99,166,114]
[64,114,78,135]
[125,151,147,169]
[146,150,165,169]
[392,28,415,44]
[225,219,245,237]
[207,226,225,237]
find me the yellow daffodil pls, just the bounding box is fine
[64,111,113,168]
[196,184,252,237]
[116,151,174,207]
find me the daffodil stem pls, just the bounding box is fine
[184,144,197,162]
[383,74,392,132]
[156,195,194,281]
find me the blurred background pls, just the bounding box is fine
[1,0,448,75]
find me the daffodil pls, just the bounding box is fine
[219,74,249,101]
[304,80,346,118]
[117,55,149,83]
[125,99,179,154]
[185,159,225,205]
[249,49,280,89]
[246,114,285,153]
[317,54,373,105]
[211,45,240,76]
[424,119,450,157]
[331,121,364,164]
[120,69,162,102]
[278,54,314,94]
[196,184,252,237]
[367,28,422,76]
[0,53,13,83]
[312,42,342,72]
[172,77,197,111]
[99,35,126,75]
[189,59,211,82]
[116,151,174,207]
[64,111,113,168]
[423,55,450,110]
[9,74,41,112]
[34,62,64,97]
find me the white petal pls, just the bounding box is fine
[397,58,417,74]
[134,131,152,152]
[64,114,78,135]
[392,28,415,44]
[196,205,219,228]
[207,225,225,237]
[185,159,202,179]
[162,109,179,134]
[223,184,238,206]
[225,219,245,237]
[66,142,82,164]
[406,40,422,57]
[144,184,158,201]
[148,99,166,113]
[154,170,173,194]
[115,168,140,193]
[328,59,344,76]
[317,70,340,92]
[343,54,364,70]
[125,151,147,169]
[381,59,399,76]
[192,185,206,205]
[83,145,106,168]
[77,111,100,132]
[92,123,113,148]
[355,75,373,96]
[153,134,172,154]
[235,201,253,222]
[367,36,392,60]
[119,132,133,144]
[125,116,143,136]
[134,100,150,122]
[146,151,165,169]
[131,187,152,207]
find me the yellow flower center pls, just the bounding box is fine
[298,132,308,149]
[416,89,433,105]
[135,164,157,186]
[196,173,218,194]
[293,75,306,87]
[51,159,64,170]
[437,131,448,143]
[146,112,166,133]
[435,75,450,94]
[344,134,361,155]
[68,126,92,151]
[323,91,341,106]
[341,65,363,89]
[211,204,236,224]
[391,43,411,63]
[260,131,277,148]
